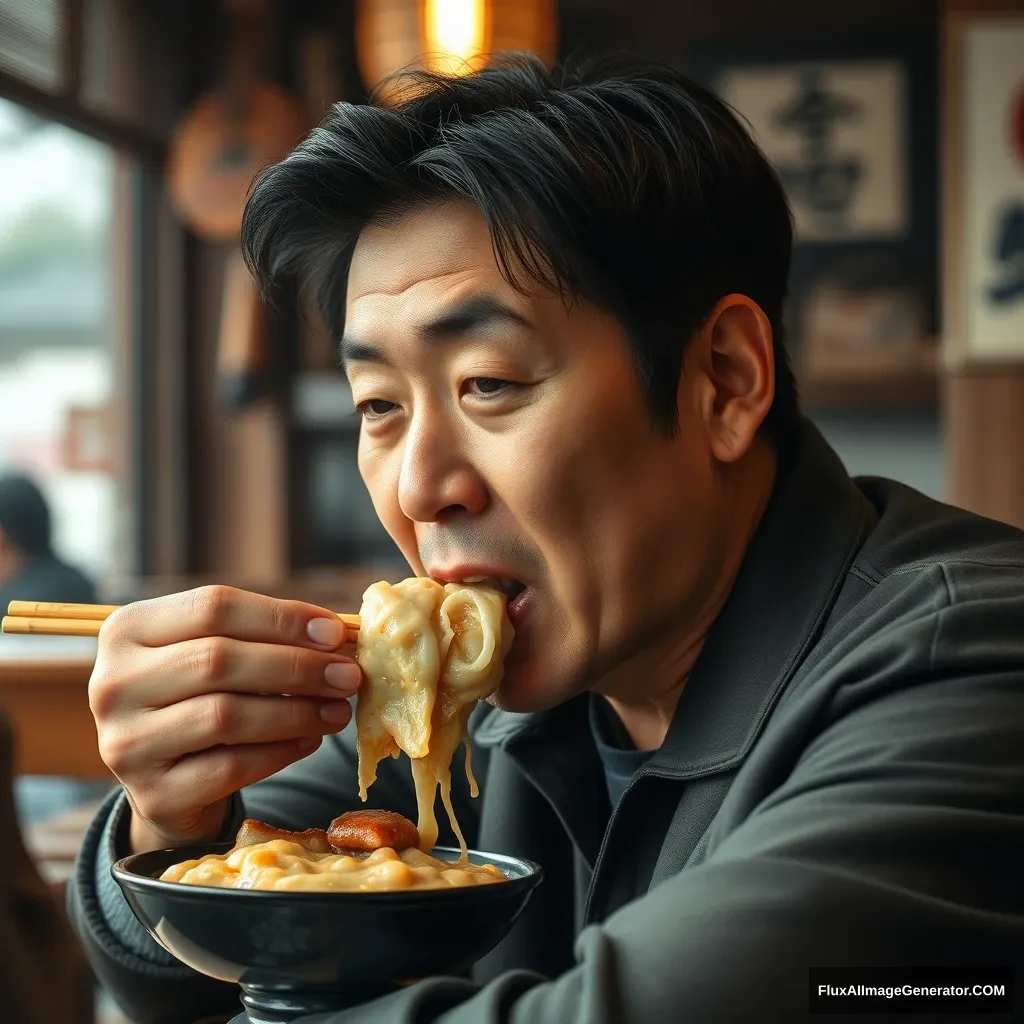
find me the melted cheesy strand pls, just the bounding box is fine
[355,578,444,800]
[355,579,513,858]
[413,584,514,854]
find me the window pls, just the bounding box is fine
[0,96,119,586]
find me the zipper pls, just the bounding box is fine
[581,759,721,926]
[582,764,667,926]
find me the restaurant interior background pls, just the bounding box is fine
[0,0,1021,1020]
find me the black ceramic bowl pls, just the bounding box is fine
[113,843,543,1024]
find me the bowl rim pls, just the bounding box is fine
[112,842,544,902]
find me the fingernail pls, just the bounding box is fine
[307,617,344,647]
[321,701,352,724]
[295,736,320,753]
[324,662,360,692]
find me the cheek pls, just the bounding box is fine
[514,384,714,638]
[497,384,656,604]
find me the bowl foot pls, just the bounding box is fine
[240,982,399,1022]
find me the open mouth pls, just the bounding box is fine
[453,576,526,603]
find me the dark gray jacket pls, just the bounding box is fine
[0,552,96,613]
[68,422,1024,1022]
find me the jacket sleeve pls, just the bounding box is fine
[291,571,1024,1024]
[67,718,449,1024]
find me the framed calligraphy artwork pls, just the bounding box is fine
[679,30,939,401]
[944,6,1024,365]
[718,61,907,243]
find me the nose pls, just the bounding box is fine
[397,409,488,523]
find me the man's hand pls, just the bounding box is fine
[88,585,362,854]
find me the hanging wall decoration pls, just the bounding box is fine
[948,11,1024,364]
[718,60,908,244]
[679,32,939,397]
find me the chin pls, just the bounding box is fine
[486,687,545,715]
[489,655,579,715]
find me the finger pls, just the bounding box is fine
[111,693,352,767]
[104,585,351,651]
[131,735,326,829]
[123,637,362,707]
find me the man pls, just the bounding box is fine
[68,55,1024,1023]
[0,470,97,612]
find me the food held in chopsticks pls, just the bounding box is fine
[354,579,514,858]
[6,578,515,872]
[160,811,506,892]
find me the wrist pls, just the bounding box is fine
[128,797,230,854]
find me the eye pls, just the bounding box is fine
[464,377,515,397]
[356,398,399,420]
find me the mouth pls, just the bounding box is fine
[428,568,527,605]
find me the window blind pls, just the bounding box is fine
[0,0,62,91]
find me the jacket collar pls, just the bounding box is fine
[645,419,873,777]
[473,419,874,851]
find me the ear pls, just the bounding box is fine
[686,294,775,464]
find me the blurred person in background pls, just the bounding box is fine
[0,471,112,824]
[0,470,97,612]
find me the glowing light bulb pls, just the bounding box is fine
[423,0,486,75]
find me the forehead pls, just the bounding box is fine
[346,202,512,323]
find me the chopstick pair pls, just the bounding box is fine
[1,601,361,639]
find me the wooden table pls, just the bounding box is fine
[0,639,110,778]
[0,569,390,778]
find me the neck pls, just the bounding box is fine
[597,439,777,750]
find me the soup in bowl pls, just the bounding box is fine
[112,840,542,1024]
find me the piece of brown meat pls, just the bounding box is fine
[233,818,334,854]
[327,810,419,853]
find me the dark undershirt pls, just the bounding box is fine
[588,694,656,808]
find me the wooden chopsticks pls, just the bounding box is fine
[2,601,361,639]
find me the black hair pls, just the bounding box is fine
[0,472,51,558]
[242,52,800,446]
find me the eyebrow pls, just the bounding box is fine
[338,295,534,369]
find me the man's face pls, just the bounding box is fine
[344,202,732,711]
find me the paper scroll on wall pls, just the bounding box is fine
[717,60,908,243]
[960,18,1024,362]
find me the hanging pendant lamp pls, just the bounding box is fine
[355,0,558,97]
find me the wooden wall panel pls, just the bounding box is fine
[192,243,289,584]
[945,370,1024,529]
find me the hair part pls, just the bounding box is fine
[242,52,800,448]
